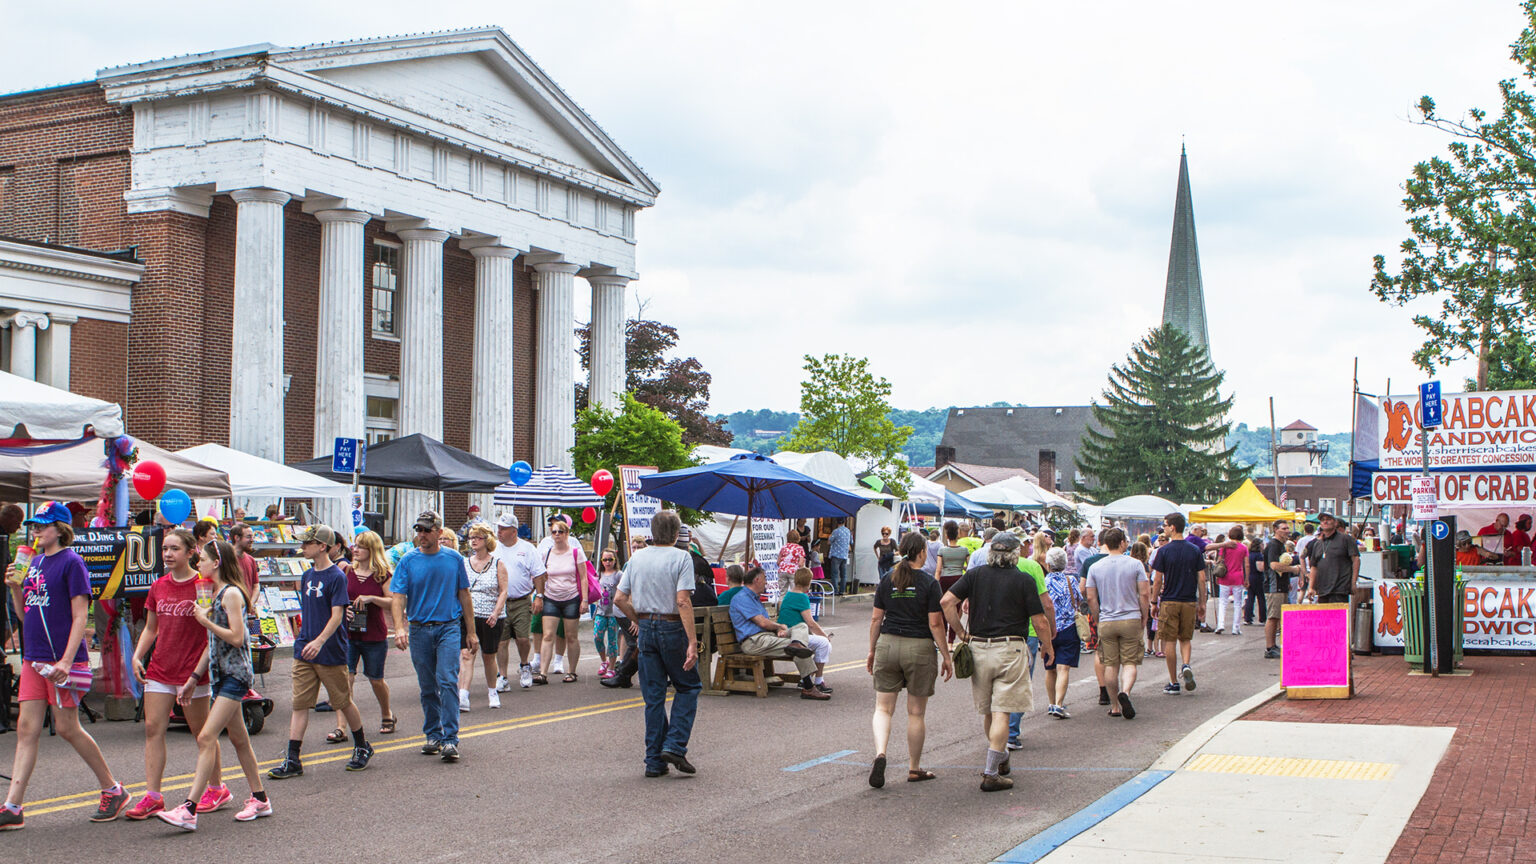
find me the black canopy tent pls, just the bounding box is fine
[291,433,507,492]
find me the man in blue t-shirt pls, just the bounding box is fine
[1150,512,1207,696]
[270,525,373,780]
[391,510,476,762]
[728,569,822,699]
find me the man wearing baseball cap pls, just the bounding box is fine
[390,510,477,762]
[492,511,545,691]
[1304,512,1359,605]
[269,524,373,780]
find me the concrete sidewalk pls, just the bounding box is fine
[990,650,1536,864]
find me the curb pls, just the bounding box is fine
[1149,681,1283,771]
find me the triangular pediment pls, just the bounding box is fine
[273,29,657,197]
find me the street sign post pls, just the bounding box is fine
[333,438,367,533]
[1418,382,1441,675]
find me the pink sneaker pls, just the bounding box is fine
[196,784,232,814]
[234,796,273,822]
[125,792,165,821]
[155,801,197,831]
[599,661,612,678]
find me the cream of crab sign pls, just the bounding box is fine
[1371,471,1536,507]
[1376,389,1536,470]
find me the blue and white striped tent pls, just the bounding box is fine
[493,465,604,508]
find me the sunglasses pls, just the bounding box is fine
[414,526,434,534]
[551,529,569,535]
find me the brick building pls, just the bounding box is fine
[0,29,658,530]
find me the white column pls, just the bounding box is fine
[586,275,630,412]
[229,188,290,464]
[395,227,449,528]
[533,262,580,473]
[313,209,370,531]
[5,312,48,381]
[37,313,75,391]
[470,245,520,514]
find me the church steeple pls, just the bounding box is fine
[1161,145,1210,353]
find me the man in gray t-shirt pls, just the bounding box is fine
[1084,529,1150,720]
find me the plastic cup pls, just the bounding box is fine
[7,546,32,585]
[195,577,214,609]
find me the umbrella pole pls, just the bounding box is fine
[746,488,755,568]
[721,515,739,562]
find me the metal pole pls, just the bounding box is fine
[1421,409,1438,676]
[1269,397,1281,505]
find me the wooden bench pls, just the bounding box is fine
[708,606,801,698]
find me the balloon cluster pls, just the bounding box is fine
[131,461,193,524]
[580,469,614,524]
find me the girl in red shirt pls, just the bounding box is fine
[126,529,227,819]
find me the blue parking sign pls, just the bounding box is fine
[332,437,366,474]
[1419,381,1442,429]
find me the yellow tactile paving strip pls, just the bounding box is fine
[1184,753,1398,781]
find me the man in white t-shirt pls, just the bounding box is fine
[494,512,546,690]
[1085,528,1151,721]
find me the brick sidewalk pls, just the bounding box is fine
[1249,653,1536,864]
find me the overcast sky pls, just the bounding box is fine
[6,1,1529,433]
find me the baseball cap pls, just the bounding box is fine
[496,511,519,529]
[413,510,443,532]
[1317,511,1338,522]
[297,524,339,547]
[467,505,480,514]
[990,533,1022,553]
[25,501,72,526]
[1455,530,1472,545]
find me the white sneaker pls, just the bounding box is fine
[458,690,471,712]
[1232,626,1243,636]
[495,675,510,693]
[487,688,501,709]
[519,665,533,689]
[552,655,565,675]
[530,654,541,674]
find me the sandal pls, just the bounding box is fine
[532,674,548,685]
[562,673,579,683]
[325,728,347,744]
[907,769,936,782]
[379,716,397,735]
[1108,710,1122,717]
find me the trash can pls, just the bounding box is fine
[1394,578,1466,667]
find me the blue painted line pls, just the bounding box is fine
[991,769,1173,863]
[784,749,858,772]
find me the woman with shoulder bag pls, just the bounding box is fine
[329,530,397,741]
[1042,548,1083,719]
[533,521,587,684]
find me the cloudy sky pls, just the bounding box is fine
[6,1,1529,432]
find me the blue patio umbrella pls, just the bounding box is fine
[639,454,868,560]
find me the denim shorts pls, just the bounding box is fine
[347,639,389,680]
[211,673,251,702]
[542,595,582,620]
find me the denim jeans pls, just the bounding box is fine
[409,621,462,746]
[824,556,848,595]
[637,619,703,771]
[1244,572,1267,622]
[1008,636,1042,740]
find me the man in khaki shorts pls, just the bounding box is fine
[493,512,545,690]
[1085,528,1151,720]
[1149,513,1207,696]
[941,533,1053,792]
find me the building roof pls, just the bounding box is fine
[0,234,140,263]
[909,466,937,478]
[1162,146,1210,352]
[937,405,1099,486]
[929,462,1039,488]
[1281,419,1317,431]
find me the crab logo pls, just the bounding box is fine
[1377,582,1403,637]
[1382,399,1414,452]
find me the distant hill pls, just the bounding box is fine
[719,410,1350,476]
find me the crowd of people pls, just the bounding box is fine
[0,496,1381,828]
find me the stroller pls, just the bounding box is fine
[167,634,275,735]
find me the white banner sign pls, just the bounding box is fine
[1373,578,1536,650]
[1372,471,1536,507]
[1375,390,1536,470]
[752,517,787,602]
[619,466,659,545]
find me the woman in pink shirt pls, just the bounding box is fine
[1207,525,1249,636]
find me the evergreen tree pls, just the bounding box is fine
[1076,324,1246,503]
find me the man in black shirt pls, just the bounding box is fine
[1263,521,1299,659]
[1150,512,1206,696]
[1305,513,1359,605]
[941,534,1052,793]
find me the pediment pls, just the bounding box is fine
[273,30,656,196]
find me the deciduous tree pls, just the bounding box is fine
[781,354,912,498]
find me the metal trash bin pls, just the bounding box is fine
[1394,578,1466,667]
[1352,603,1375,655]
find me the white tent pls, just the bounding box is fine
[177,443,352,500]
[1101,494,1184,520]
[967,476,1074,510]
[0,371,123,439]
[0,436,229,502]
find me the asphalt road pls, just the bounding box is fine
[5,599,1280,863]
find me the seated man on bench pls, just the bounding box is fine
[728,568,828,701]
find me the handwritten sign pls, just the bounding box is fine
[619,465,659,546]
[1280,603,1352,699]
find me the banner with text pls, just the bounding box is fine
[74,526,164,599]
[619,466,659,547]
[1375,389,1536,470]
[753,517,788,602]
[1372,578,1536,651]
[1372,471,1536,507]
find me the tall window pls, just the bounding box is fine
[371,242,400,336]
[364,395,398,528]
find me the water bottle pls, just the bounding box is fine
[30,661,55,678]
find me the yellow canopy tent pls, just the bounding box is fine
[1189,479,1304,523]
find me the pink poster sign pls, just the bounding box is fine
[1280,604,1351,689]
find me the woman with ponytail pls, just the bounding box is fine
[865,532,952,789]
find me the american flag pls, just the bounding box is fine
[1279,489,1289,507]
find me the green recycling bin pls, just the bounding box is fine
[1394,578,1466,667]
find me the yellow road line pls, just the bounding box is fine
[1184,753,1397,781]
[29,657,870,815]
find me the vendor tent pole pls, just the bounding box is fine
[1268,397,1281,509]
[721,515,739,562]
[1348,357,1359,519]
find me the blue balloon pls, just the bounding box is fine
[159,489,192,524]
[509,460,533,486]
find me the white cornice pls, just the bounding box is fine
[0,239,144,287]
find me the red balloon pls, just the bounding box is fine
[581,507,597,524]
[132,461,167,500]
[590,469,615,497]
